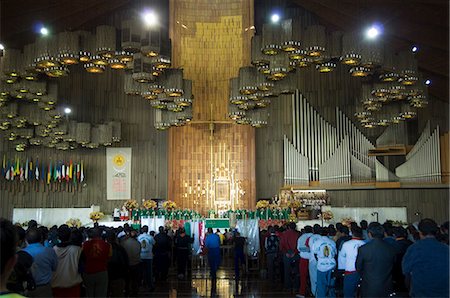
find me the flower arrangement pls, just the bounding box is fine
[256,200,270,209]
[288,200,302,210]
[89,211,104,222]
[142,199,157,210]
[288,212,298,222]
[66,218,82,228]
[320,211,334,221]
[124,199,139,210]
[163,200,177,210]
[341,217,354,227]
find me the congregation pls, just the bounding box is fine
[0,217,449,298]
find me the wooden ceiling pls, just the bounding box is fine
[1,0,448,101]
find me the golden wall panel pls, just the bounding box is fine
[169,0,255,214]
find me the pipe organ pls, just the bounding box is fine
[283,135,309,185]
[335,107,376,179]
[284,91,377,186]
[319,136,351,184]
[376,159,398,182]
[396,123,442,183]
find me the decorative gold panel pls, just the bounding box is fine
[169,0,255,214]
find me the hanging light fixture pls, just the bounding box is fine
[78,31,95,62]
[397,50,419,85]
[228,104,246,120]
[267,54,289,81]
[281,19,302,52]
[251,35,269,67]
[84,63,105,73]
[261,22,283,55]
[248,109,269,127]
[57,31,80,65]
[132,53,155,82]
[164,69,184,96]
[360,38,384,68]
[256,72,274,91]
[1,49,22,77]
[316,62,336,73]
[304,25,326,57]
[121,20,142,53]
[95,25,116,59]
[141,26,161,57]
[174,79,192,106]
[74,122,91,144]
[379,48,400,82]
[239,66,258,95]
[44,66,69,77]
[340,32,361,66]
[22,43,39,80]
[350,66,371,77]
[400,103,416,119]
[34,36,60,69]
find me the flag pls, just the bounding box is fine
[35,159,39,180]
[80,161,84,183]
[1,155,5,178]
[76,163,81,181]
[41,162,45,182]
[66,163,70,181]
[25,158,29,181]
[53,162,58,182]
[61,163,66,180]
[69,160,73,180]
[10,162,15,180]
[56,162,61,182]
[47,161,51,184]
[5,159,10,180]
[14,157,20,176]
[29,159,33,180]
[19,165,24,182]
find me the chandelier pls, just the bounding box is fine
[0,14,195,150]
[229,16,428,129]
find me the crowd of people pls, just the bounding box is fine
[0,220,199,297]
[259,219,449,298]
[0,217,449,298]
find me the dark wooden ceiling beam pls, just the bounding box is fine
[291,0,448,51]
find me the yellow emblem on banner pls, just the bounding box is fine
[113,154,126,167]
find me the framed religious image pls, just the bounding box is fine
[214,179,230,202]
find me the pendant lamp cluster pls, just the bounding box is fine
[0,81,121,151]
[229,17,429,128]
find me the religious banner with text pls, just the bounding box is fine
[107,148,132,200]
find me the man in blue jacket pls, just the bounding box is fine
[402,218,449,297]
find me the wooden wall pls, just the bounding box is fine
[168,0,256,214]
[0,63,168,219]
[329,188,449,224]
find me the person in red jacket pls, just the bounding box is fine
[81,228,112,298]
[280,222,300,292]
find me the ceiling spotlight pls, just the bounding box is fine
[0,43,4,50]
[271,14,280,23]
[40,27,49,36]
[143,11,158,27]
[412,46,418,53]
[366,25,381,39]
[64,107,72,114]
[425,79,431,85]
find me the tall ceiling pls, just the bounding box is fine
[1,0,448,101]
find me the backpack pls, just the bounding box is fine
[265,235,279,254]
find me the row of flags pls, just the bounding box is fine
[1,156,85,184]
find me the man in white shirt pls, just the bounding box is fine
[340,226,365,297]
[297,226,313,298]
[307,224,322,296]
[311,228,337,298]
[137,226,155,289]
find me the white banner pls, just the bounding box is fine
[107,147,132,200]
